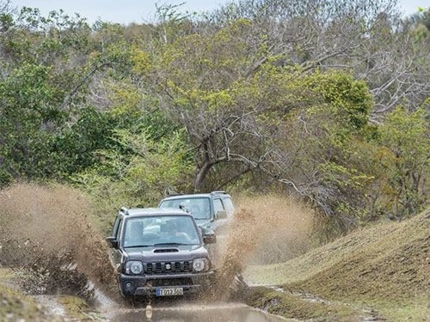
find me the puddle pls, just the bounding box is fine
[106,302,291,322]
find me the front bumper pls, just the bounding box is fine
[118,271,214,298]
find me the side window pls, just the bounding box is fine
[114,218,123,241]
[213,198,225,218]
[111,216,119,236]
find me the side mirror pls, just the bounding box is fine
[215,210,227,220]
[106,236,118,249]
[203,233,216,244]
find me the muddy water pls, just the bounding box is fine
[0,184,312,322]
[106,302,289,322]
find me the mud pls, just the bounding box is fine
[0,183,118,302]
[0,183,315,310]
[107,302,288,321]
[211,194,315,300]
[236,194,315,264]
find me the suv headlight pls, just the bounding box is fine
[193,258,210,272]
[125,261,143,274]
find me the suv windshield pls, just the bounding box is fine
[123,215,200,248]
[159,197,211,220]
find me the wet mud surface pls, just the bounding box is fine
[105,302,288,322]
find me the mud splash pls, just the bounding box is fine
[240,195,316,265]
[0,183,316,309]
[211,194,315,300]
[0,183,118,303]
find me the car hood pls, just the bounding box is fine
[196,218,227,235]
[125,244,208,261]
[195,219,215,232]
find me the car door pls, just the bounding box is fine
[109,216,124,271]
[212,197,229,235]
[221,195,235,218]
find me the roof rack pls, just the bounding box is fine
[119,207,129,215]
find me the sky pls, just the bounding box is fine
[8,0,430,25]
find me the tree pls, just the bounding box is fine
[374,107,429,219]
[206,0,430,119]
[0,8,136,185]
[71,127,194,208]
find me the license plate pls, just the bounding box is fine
[156,287,184,296]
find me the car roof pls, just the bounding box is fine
[119,207,190,218]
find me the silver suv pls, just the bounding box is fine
[158,191,234,235]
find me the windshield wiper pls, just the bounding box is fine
[125,244,153,248]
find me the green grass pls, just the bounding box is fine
[244,208,430,321]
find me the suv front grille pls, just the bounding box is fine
[151,278,193,287]
[144,261,192,274]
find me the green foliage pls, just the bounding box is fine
[151,3,200,45]
[1,7,91,64]
[72,128,193,209]
[417,7,430,30]
[374,107,429,218]
[0,12,13,32]
[284,101,376,230]
[0,8,138,187]
[50,107,117,177]
[0,1,428,239]
[299,70,373,132]
[90,41,134,77]
[243,68,375,229]
[0,62,68,183]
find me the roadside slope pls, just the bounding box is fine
[245,208,430,321]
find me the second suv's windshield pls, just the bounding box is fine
[123,215,200,248]
[159,197,211,220]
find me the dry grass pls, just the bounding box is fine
[245,208,430,321]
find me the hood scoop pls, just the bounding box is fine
[154,248,179,253]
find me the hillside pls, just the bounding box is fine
[244,208,430,321]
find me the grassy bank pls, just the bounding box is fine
[244,208,430,321]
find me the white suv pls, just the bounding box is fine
[158,191,234,235]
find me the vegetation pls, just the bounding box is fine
[0,184,427,321]
[0,3,428,319]
[245,207,430,322]
[0,0,428,238]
